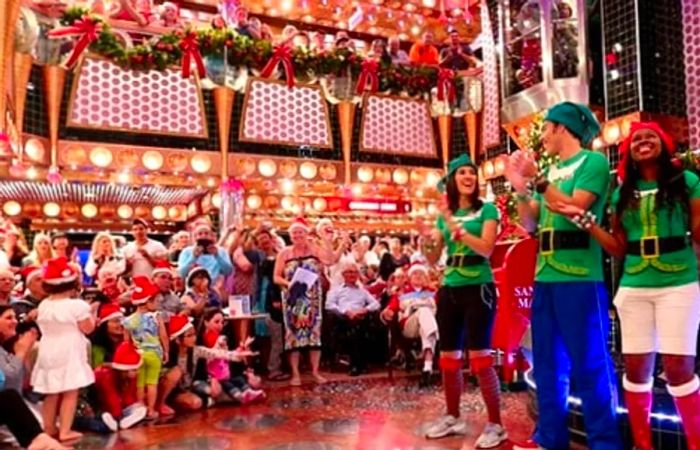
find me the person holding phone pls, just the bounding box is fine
[177,222,233,286]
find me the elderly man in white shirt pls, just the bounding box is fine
[325,261,380,376]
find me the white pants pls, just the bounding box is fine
[614,282,700,355]
[402,308,439,352]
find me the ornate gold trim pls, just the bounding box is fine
[238,77,333,149]
[359,93,439,159]
[65,55,209,139]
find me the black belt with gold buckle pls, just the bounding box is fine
[539,229,590,255]
[446,254,486,267]
[626,236,688,259]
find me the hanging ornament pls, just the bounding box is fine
[46,166,63,184]
[438,0,449,24]
[48,15,103,68]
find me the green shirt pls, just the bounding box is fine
[611,170,700,288]
[437,201,499,286]
[534,149,610,282]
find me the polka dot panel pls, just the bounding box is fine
[683,3,700,148]
[240,80,332,148]
[69,59,206,136]
[481,0,500,148]
[360,96,437,158]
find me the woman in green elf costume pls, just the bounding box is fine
[420,153,507,449]
[557,121,700,450]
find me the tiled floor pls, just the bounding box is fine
[49,373,541,450]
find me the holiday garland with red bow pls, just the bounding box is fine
[56,6,462,98]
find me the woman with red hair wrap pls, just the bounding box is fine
[558,122,700,450]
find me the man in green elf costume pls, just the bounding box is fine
[506,102,623,450]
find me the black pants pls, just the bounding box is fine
[0,389,43,447]
[327,311,379,369]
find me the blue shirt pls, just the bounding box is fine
[325,283,380,315]
[178,246,234,280]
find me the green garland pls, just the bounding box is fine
[59,6,460,98]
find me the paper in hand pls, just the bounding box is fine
[290,267,318,288]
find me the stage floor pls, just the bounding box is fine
[29,372,545,450]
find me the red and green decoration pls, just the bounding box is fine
[54,6,462,98]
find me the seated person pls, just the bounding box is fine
[388,36,409,65]
[156,2,180,27]
[381,263,438,387]
[113,0,154,26]
[325,262,380,376]
[10,265,45,323]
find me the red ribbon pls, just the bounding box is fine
[220,178,244,193]
[260,45,295,88]
[436,68,456,104]
[179,31,206,79]
[48,16,103,68]
[356,59,379,95]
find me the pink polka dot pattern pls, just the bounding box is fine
[683,3,700,148]
[360,95,437,158]
[69,58,206,137]
[240,80,332,148]
[481,0,500,148]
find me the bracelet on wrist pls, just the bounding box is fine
[570,210,597,230]
[535,179,550,194]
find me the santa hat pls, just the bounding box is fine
[41,256,78,285]
[131,275,159,305]
[152,260,174,277]
[288,217,310,233]
[616,121,677,182]
[407,262,428,276]
[111,342,143,371]
[21,265,41,286]
[98,302,124,326]
[186,265,210,287]
[168,315,194,340]
[315,218,333,234]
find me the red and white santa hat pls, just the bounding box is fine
[111,342,143,371]
[98,302,124,326]
[21,265,42,286]
[131,275,159,305]
[288,217,310,233]
[152,260,174,277]
[168,315,194,340]
[41,256,78,285]
[407,262,428,276]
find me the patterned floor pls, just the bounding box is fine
[46,374,538,450]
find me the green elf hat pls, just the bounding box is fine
[437,153,474,193]
[544,101,601,145]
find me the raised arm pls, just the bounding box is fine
[273,249,290,289]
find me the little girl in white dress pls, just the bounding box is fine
[31,257,95,442]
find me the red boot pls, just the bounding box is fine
[669,376,700,450]
[623,377,654,450]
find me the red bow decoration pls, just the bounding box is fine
[436,68,456,104]
[48,16,103,68]
[179,31,206,79]
[356,59,379,94]
[260,45,295,88]
[220,178,244,193]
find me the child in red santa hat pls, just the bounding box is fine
[31,257,95,442]
[94,342,148,432]
[199,307,265,404]
[122,275,169,420]
[382,263,438,388]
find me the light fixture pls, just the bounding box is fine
[410,25,422,36]
[63,145,87,167]
[358,166,374,183]
[422,0,435,6]
[313,197,327,211]
[117,171,130,184]
[281,179,295,193]
[603,123,620,144]
[142,150,164,171]
[483,160,495,178]
[393,168,409,185]
[169,206,184,220]
[299,162,318,179]
[26,166,38,179]
[352,184,363,196]
[3,201,21,216]
[81,203,98,218]
[43,202,60,217]
[90,146,113,168]
[207,177,217,187]
[281,196,295,211]
[258,159,277,177]
[247,195,262,209]
[212,192,222,208]
[24,138,45,162]
[425,171,441,187]
[280,0,293,11]
[117,205,134,219]
[152,206,167,220]
[592,137,604,149]
[494,156,507,176]
[190,153,212,174]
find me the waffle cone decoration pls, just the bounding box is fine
[437,115,452,171]
[464,111,482,163]
[13,52,34,139]
[43,65,67,166]
[337,101,356,185]
[213,86,235,181]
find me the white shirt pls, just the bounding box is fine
[0,251,9,270]
[325,283,380,315]
[328,252,357,289]
[123,239,167,277]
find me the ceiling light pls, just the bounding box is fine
[280,0,293,11]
